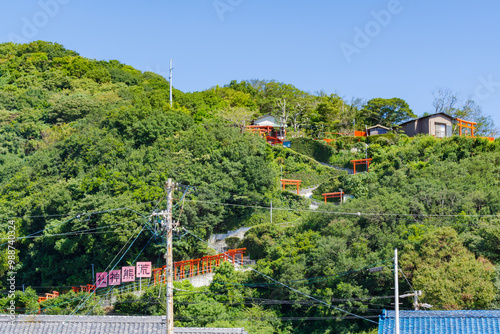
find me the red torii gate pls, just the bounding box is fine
[280,179,302,195]
[322,190,344,204]
[456,118,476,137]
[351,158,372,174]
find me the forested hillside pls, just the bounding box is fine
[0,41,499,334]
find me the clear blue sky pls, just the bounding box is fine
[1,0,499,127]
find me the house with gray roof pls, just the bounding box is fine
[399,112,454,138]
[0,315,248,334]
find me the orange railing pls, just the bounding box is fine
[153,248,247,285]
[38,291,60,303]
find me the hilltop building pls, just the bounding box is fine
[246,114,288,145]
[399,112,455,138]
[366,124,391,136]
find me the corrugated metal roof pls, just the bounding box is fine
[0,315,248,334]
[378,310,500,334]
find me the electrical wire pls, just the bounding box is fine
[184,199,500,219]
[0,218,143,241]
[51,224,146,334]
[84,234,156,315]
[181,227,378,325]
[0,199,159,221]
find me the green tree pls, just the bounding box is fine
[47,94,100,123]
[362,98,415,127]
[218,106,257,133]
[432,88,498,136]
[401,227,495,310]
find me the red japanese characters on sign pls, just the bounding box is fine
[136,262,152,278]
[121,266,135,283]
[96,272,108,288]
[108,270,121,286]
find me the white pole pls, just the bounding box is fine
[395,248,400,334]
[270,200,273,224]
[169,59,173,107]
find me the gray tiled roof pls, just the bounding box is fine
[0,315,248,334]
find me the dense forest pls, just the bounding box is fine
[0,41,499,334]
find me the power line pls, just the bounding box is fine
[0,219,143,242]
[51,224,146,334]
[184,199,500,219]
[0,200,159,221]
[182,227,378,325]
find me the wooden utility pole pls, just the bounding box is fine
[165,179,174,334]
[151,179,175,333]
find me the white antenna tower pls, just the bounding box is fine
[169,59,173,107]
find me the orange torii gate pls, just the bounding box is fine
[351,158,372,174]
[456,118,476,137]
[246,125,273,138]
[322,191,344,204]
[280,179,302,195]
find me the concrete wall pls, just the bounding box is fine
[184,273,215,288]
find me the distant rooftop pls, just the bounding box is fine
[399,112,455,126]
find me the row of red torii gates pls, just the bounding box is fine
[152,248,247,284]
[67,248,246,297]
[280,158,372,199]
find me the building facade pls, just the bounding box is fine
[399,113,454,138]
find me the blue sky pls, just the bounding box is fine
[1,0,499,127]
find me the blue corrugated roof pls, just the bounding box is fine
[378,310,500,334]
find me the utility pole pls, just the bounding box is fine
[394,248,400,334]
[169,59,173,107]
[165,179,174,334]
[400,290,432,310]
[400,291,424,310]
[152,179,174,333]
